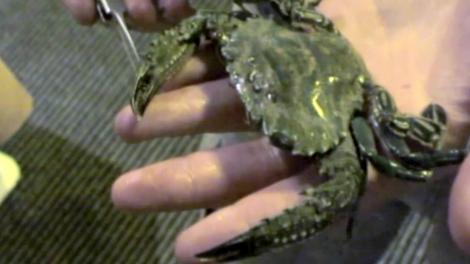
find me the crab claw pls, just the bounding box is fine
[196,138,364,263]
[195,202,335,262]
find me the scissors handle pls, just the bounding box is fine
[96,0,140,70]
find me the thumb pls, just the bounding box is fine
[449,155,470,254]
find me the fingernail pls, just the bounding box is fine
[111,172,150,211]
[115,107,137,134]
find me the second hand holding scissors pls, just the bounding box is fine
[96,0,141,71]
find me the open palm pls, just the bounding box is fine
[63,0,470,263]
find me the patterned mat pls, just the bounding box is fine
[0,1,202,263]
[1,1,469,264]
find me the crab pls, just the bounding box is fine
[130,0,469,262]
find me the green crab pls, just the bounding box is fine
[131,0,468,262]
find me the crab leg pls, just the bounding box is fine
[271,0,323,9]
[298,8,336,32]
[374,124,467,169]
[381,104,446,148]
[351,117,434,181]
[363,83,468,169]
[367,85,445,147]
[197,136,364,262]
[269,0,335,32]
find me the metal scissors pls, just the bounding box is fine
[96,0,140,70]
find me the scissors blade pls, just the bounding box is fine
[96,0,140,70]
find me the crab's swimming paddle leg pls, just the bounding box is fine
[196,136,364,262]
[131,17,206,116]
[421,103,447,126]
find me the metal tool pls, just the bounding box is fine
[96,0,140,70]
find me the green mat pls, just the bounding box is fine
[0,1,202,263]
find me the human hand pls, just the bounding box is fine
[62,0,470,262]
[319,0,470,255]
[61,0,193,30]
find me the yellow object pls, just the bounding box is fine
[0,58,33,203]
[0,58,33,144]
[0,151,21,204]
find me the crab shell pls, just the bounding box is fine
[221,18,371,155]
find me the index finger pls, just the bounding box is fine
[111,139,308,212]
[449,156,470,253]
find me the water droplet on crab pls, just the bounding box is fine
[328,76,339,84]
[253,84,262,93]
[315,80,321,87]
[253,79,269,93]
[267,92,277,102]
[249,71,258,82]
[222,47,236,61]
[235,81,247,93]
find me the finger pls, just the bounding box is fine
[162,47,226,92]
[124,0,193,31]
[449,156,470,253]
[111,139,309,212]
[62,0,97,25]
[158,0,194,24]
[174,171,314,263]
[115,78,248,142]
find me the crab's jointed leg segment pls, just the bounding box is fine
[351,117,434,181]
[376,125,468,169]
[295,8,336,32]
[271,0,323,10]
[364,83,468,169]
[269,0,335,32]
[396,148,468,169]
[197,136,364,262]
[367,85,444,147]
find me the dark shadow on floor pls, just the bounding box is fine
[0,124,173,263]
